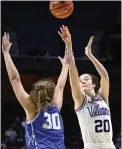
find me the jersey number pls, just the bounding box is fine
[95,119,110,132]
[43,112,61,130]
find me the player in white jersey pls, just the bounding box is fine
[58,25,116,149]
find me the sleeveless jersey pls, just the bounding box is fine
[24,104,65,149]
[75,93,116,149]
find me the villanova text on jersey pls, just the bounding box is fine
[24,104,66,149]
[87,104,110,117]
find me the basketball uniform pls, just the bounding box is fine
[75,93,116,149]
[24,104,65,149]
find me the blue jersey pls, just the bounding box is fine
[24,104,65,149]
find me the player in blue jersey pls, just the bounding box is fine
[58,25,116,149]
[2,32,72,149]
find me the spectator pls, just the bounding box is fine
[5,126,17,143]
[1,141,7,149]
[17,132,24,145]
[13,117,24,135]
[115,130,121,149]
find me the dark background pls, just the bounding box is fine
[1,1,121,149]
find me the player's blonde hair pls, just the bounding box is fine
[29,79,56,111]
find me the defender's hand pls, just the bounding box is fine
[58,25,72,50]
[58,50,72,68]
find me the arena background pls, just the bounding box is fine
[1,1,121,149]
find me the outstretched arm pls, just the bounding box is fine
[2,33,33,112]
[53,50,72,110]
[58,25,85,110]
[85,36,109,102]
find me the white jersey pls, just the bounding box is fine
[75,93,116,149]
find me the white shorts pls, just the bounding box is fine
[84,142,116,149]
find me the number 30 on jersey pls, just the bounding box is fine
[43,112,61,130]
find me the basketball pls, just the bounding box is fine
[49,1,74,19]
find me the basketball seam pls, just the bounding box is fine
[50,2,73,11]
[56,6,73,17]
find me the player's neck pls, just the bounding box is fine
[85,89,96,98]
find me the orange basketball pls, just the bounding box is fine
[49,1,74,19]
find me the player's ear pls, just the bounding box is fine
[93,83,96,88]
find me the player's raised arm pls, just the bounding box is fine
[53,50,72,110]
[2,32,33,112]
[85,36,109,102]
[58,25,85,110]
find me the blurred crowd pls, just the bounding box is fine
[1,117,26,149]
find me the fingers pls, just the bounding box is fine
[87,36,94,47]
[58,25,70,36]
[58,56,62,63]
[61,25,66,32]
[62,25,65,28]
[62,25,70,34]
[58,25,65,37]
[62,25,66,32]
[60,26,64,34]
[4,32,7,40]
[58,31,62,38]
[65,26,69,32]
[7,33,10,41]
[63,25,69,33]
[59,25,67,34]
[9,43,12,47]
[2,35,5,44]
[2,33,6,43]
[4,32,6,37]
[9,43,12,49]
[58,26,65,37]
[2,32,10,43]
[89,36,94,44]
[2,32,12,51]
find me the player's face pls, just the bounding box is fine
[79,74,95,92]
